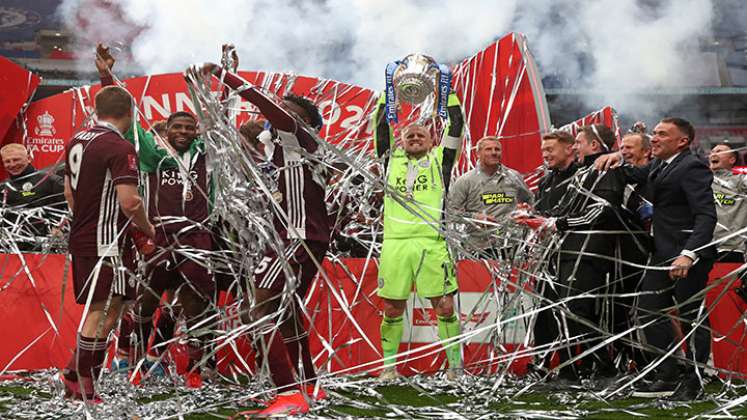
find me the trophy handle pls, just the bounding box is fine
[385,60,401,123]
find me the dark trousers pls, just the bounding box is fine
[614,234,651,369]
[533,273,560,368]
[638,257,714,379]
[557,257,615,374]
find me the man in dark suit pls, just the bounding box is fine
[596,117,716,400]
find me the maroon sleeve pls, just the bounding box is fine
[210,65,318,153]
[64,143,71,177]
[100,74,114,87]
[109,141,139,186]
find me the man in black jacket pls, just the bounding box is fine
[539,125,625,383]
[1,144,65,247]
[597,117,716,400]
[1,144,64,209]
[531,131,578,372]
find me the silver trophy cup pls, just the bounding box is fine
[393,54,440,105]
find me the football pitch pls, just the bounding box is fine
[1,371,746,419]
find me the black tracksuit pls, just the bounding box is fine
[1,165,65,246]
[546,152,626,376]
[532,161,578,368]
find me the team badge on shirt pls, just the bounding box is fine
[128,154,137,171]
[21,182,35,197]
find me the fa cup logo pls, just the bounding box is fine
[35,111,56,137]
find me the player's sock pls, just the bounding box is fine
[117,312,134,355]
[131,312,153,359]
[151,308,176,356]
[284,333,316,385]
[77,334,109,380]
[260,328,296,393]
[380,315,404,367]
[437,314,462,369]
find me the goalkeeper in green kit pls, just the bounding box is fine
[374,91,465,380]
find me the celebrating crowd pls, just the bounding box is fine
[1,43,746,417]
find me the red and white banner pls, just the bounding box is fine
[2,255,746,379]
[558,105,621,146]
[2,32,548,179]
[0,56,41,180]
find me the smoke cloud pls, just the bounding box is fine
[57,0,718,122]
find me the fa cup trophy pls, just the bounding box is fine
[385,54,452,123]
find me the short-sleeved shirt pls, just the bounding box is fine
[65,123,139,256]
[146,151,209,235]
[122,122,212,235]
[712,169,747,254]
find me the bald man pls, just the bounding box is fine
[373,91,465,381]
[1,144,64,209]
[1,144,65,245]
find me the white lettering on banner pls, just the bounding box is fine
[340,105,363,130]
[40,144,65,153]
[137,93,371,135]
[316,101,374,135]
[175,92,196,114]
[26,135,65,159]
[142,94,171,120]
[318,100,342,126]
[401,291,534,344]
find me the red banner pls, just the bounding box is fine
[3,254,745,379]
[453,33,551,174]
[706,263,747,378]
[2,33,547,178]
[558,105,621,146]
[0,56,41,179]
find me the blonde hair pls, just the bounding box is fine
[476,136,501,151]
[0,143,28,158]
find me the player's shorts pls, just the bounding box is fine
[143,230,215,299]
[250,240,328,297]
[377,237,457,300]
[72,254,136,304]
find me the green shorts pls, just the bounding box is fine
[377,237,458,300]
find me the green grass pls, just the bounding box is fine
[1,380,746,419]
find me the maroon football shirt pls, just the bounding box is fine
[145,151,209,235]
[214,67,331,243]
[266,130,330,243]
[65,123,139,256]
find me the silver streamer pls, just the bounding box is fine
[2,56,747,419]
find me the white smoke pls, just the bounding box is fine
[57,0,718,120]
[514,0,716,119]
